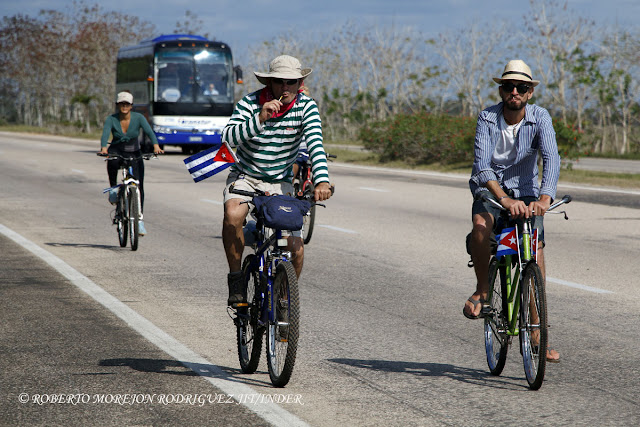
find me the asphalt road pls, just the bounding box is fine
[1,132,639,426]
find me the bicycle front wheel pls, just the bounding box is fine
[117,190,128,247]
[237,255,263,374]
[129,186,140,251]
[302,202,316,245]
[520,261,547,390]
[484,257,508,375]
[266,261,299,387]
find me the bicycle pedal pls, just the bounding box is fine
[233,302,249,308]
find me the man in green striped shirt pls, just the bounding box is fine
[221,55,333,306]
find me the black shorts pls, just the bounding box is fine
[472,191,545,244]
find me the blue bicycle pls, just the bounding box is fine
[229,184,320,387]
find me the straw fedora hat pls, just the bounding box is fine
[254,55,312,86]
[493,59,539,87]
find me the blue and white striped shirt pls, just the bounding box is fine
[469,103,561,200]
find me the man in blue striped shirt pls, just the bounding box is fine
[222,55,333,306]
[464,60,561,362]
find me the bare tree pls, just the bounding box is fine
[525,0,595,122]
[0,1,155,130]
[174,10,211,40]
[599,30,640,154]
[436,22,510,116]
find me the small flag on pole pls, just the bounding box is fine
[496,227,518,258]
[183,142,235,183]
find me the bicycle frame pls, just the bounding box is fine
[246,225,291,326]
[99,152,154,250]
[494,218,535,337]
[483,194,571,389]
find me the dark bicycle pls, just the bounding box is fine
[229,184,327,387]
[292,153,336,244]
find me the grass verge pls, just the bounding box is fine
[2,126,639,189]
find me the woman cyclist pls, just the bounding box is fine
[99,91,163,235]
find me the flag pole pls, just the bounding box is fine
[223,140,239,163]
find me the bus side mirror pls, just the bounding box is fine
[234,65,243,84]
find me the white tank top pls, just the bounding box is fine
[492,116,523,165]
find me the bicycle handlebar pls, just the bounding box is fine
[229,183,334,206]
[481,193,572,214]
[96,152,157,160]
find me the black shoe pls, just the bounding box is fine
[227,272,246,306]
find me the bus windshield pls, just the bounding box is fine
[155,47,233,104]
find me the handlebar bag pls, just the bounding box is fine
[253,195,311,231]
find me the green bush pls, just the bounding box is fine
[553,119,584,159]
[358,112,476,165]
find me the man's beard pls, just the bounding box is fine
[503,96,527,111]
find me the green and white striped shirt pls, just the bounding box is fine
[222,90,330,185]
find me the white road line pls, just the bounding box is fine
[317,225,358,234]
[330,162,468,180]
[71,169,85,174]
[547,277,613,294]
[358,187,390,192]
[201,198,223,205]
[0,224,308,427]
[557,182,640,196]
[333,163,640,196]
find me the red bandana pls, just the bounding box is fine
[258,86,304,119]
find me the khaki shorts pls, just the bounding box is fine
[223,169,301,237]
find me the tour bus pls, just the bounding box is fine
[116,34,242,153]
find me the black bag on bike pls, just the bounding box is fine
[253,195,311,231]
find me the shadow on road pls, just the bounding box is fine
[46,242,120,250]
[99,358,275,387]
[100,358,198,376]
[328,358,526,390]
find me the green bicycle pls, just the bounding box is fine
[482,194,571,390]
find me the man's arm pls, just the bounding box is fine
[537,110,561,199]
[471,114,499,187]
[222,95,264,149]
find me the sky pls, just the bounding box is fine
[3,0,639,63]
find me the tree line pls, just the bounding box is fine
[1,0,639,158]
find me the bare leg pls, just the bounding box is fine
[222,199,249,272]
[287,236,304,278]
[535,246,560,361]
[464,212,494,318]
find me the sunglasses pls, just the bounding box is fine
[501,82,531,94]
[272,78,298,85]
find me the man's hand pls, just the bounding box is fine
[259,99,283,123]
[529,195,551,217]
[314,182,333,202]
[501,197,530,219]
[501,195,552,218]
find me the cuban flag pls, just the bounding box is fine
[184,142,235,183]
[496,227,519,258]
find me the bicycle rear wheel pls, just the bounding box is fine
[129,186,140,251]
[484,257,509,375]
[520,261,547,390]
[266,261,299,387]
[117,190,128,247]
[236,255,263,374]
